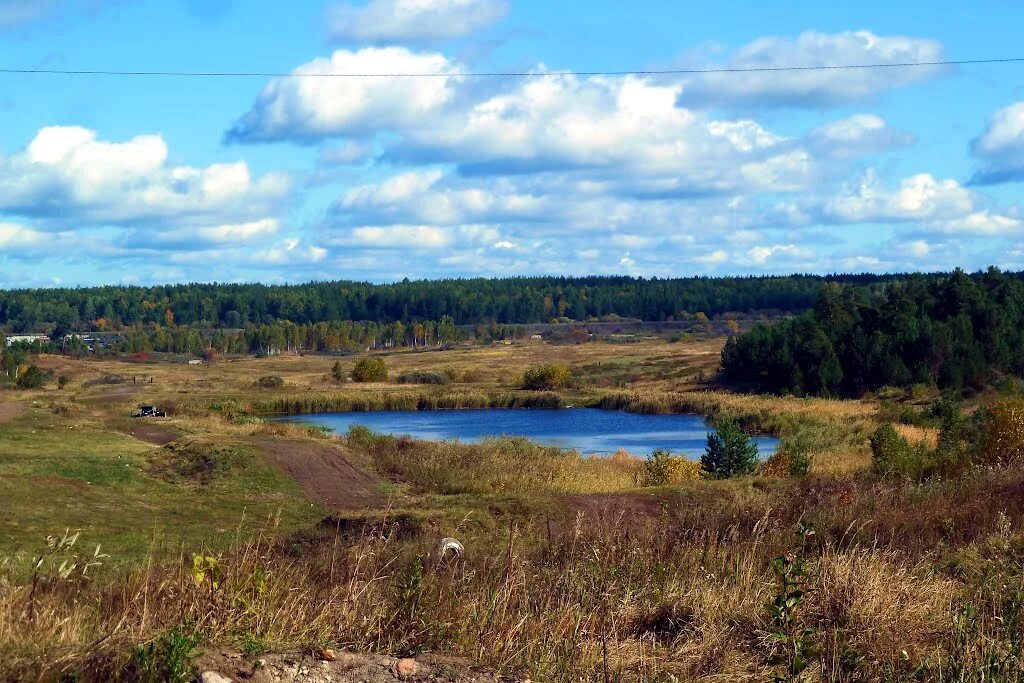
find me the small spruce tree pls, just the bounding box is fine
[701,418,759,478]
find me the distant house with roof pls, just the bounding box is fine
[5,334,49,347]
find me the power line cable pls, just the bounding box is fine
[0,57,1022,78]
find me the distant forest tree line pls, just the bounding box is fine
[0,274,904,333]
[722,268,1024,397]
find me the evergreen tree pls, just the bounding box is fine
[701,418,759,478]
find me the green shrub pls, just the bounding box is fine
[869,424,934,481]
[253,375,284,389]
[352,357,387,382]
[15,364,50,389]
[701,418,759,478]
[331,360,344,382]
[130,625,201,683]
[776,434,814,477]
[396,371,450,385]
[522,363,571,390]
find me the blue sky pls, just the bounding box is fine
[1,0,1024,287]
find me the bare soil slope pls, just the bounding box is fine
[252,437,381,509]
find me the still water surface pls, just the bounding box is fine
[278,408,779,459]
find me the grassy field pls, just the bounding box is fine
[8,337,1022,680]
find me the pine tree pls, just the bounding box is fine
[701,418,759,478]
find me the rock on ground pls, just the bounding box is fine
[197,650,527,683]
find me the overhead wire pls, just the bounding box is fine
[0,56,1021,78]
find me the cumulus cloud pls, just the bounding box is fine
[249,238,328,266]
[809,114,914,158]
[226,48,463,144]
[335,169,549,225]
[744,244,815,266]
[823,170,975,223]
[336,223,500,249]
[929,211,1023,236]
[0,126,289,227]
[327,0,507,42]
[681,30,946,107]
[230,44,923,202]
[970,102,1024,185]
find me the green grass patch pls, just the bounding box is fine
[0,406,322,566]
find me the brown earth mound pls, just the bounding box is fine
[122,421,181,445]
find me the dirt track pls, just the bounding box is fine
[252,437,381,509]
[121,421,181,445]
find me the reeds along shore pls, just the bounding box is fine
[168,389,567,416]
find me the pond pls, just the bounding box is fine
[277,408,779,460]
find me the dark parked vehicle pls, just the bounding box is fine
[131,405,166,418]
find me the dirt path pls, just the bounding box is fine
[0,400,26,425]
[252,437,382,509]
[120,421,181,445]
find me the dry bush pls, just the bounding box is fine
[976,398,1024,467]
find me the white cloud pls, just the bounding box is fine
[0,221,46,250]
[226,48,463,143]
[692,249,728,265]
[682,30,946,107]
[744,244,814,265]
[824,170,974,223]
[346,224,460,248]
[0,126,289,226]
[319,140,374,165]
[809,114,914,157]
[970,102,1024,184]
[930,211,1022,235]
[249,239,328,266]
[400,75,807,192]
[905,239,931,257]
[195,219,282,243]
[336,169,549,225]
[327,0,507,42]
[229,51,821,195]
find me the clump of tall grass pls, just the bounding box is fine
[396,371,450,385]
[349,428,600,496]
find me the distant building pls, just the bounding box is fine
[5,334,48,347]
